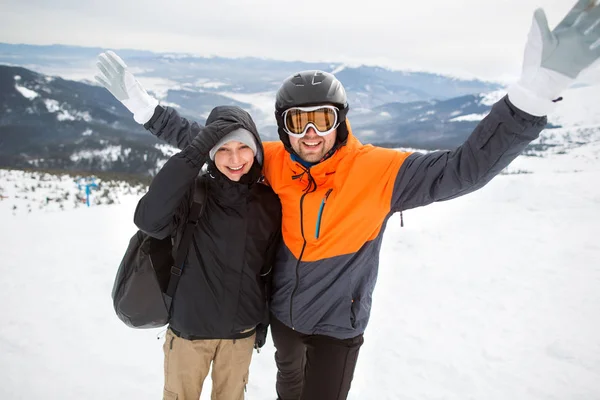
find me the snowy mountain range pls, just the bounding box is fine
[0,43,501,105]
[0,64,172,175]
[0,43,598,177]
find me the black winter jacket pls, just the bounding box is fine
[134,106,282,339]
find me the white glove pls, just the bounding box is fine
[508,0,600,116]
[95,51,158,124]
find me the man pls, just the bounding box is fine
[95,1,600,398]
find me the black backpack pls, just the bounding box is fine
[111,180,208,328]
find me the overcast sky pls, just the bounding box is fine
[0,0,585,82]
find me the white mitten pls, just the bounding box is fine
[508,0,600,116]
[95,51,158,124]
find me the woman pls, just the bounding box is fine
[132,104,281,400]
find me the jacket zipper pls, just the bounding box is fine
[315,188,333,239]
[289,169,317,329]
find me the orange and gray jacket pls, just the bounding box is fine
[145,96,546,339]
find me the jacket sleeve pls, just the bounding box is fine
[391,95,547,212]
[260,219,282,326]
[262,229,281,287]
[143,106,202,150]
[133,147,203,239]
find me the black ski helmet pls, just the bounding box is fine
[275,70,350,151]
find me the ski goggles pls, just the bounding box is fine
[282,105,340,138]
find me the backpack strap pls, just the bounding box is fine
[165,178,208,304]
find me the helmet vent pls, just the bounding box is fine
[311,71,325,85]
[291,74,305,86]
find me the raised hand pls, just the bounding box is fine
[509,0,600,116]
[95,51,158,124]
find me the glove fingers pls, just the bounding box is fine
[96,61,114,83]
[556,0,596,30]
[94,74,110,89]
[533,9,554,45]
[105,50,127,75]
[577,5,600,34]
[572,5,600,54]
[97,53,120,80]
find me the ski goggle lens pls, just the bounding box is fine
[282,106,339,137]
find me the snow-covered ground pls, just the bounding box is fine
[0,170,146,216]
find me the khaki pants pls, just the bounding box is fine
[162,328,255,400]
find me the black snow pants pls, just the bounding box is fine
[270,315,364,400]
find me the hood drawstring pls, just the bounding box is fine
[400,211,404,228]
[292,166,316,193]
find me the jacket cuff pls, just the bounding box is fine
[133,98,159,125]
[143,105,165,132]
[507,83,557,117]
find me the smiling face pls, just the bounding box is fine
[288,126,338,163]
[213,140,255,181]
